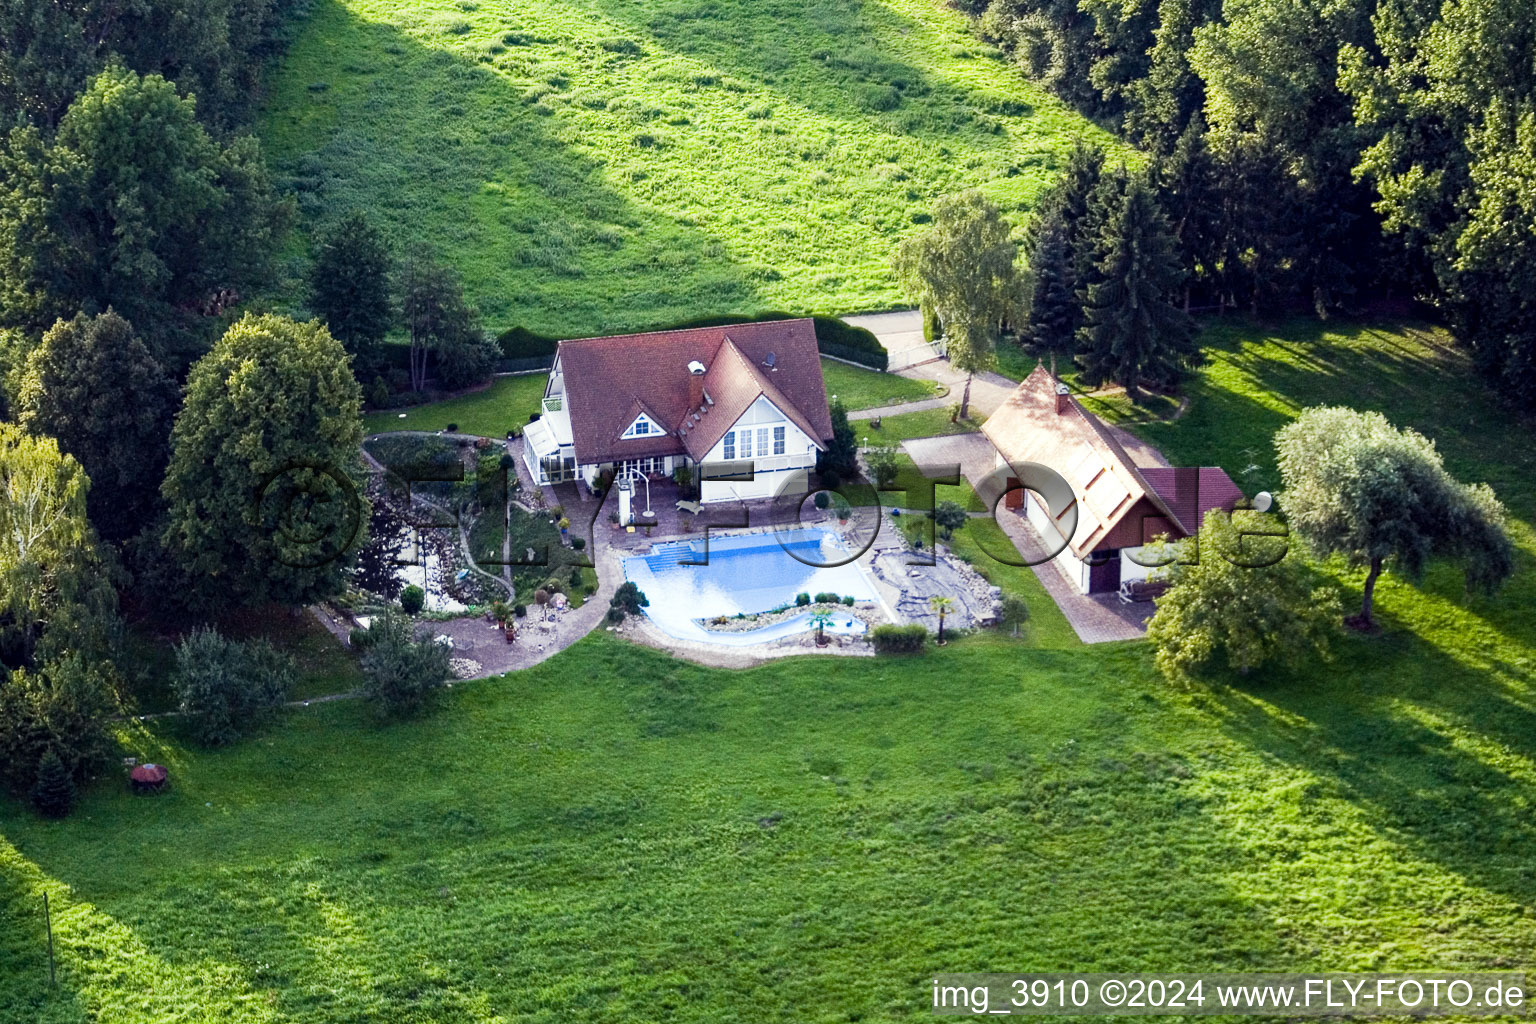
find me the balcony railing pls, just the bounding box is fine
[542,395,564,414]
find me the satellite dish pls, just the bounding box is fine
[1254,491,1274,513]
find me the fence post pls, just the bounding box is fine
[44,891,56,987]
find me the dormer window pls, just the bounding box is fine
[622,414,658,439]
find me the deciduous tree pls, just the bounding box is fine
[1147,511,1342,679]
[0,425,118,668]
[893,190,1019,419]
[163,314,367,607]
[0,67,287,362]
[309,211,394,374]
[1275,407,1515,629]
[15,311,176,541]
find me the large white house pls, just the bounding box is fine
[521,319,835,504]
[981,365,1244,595]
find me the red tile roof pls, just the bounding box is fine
[556,319,833,466]
[981,365,1245,555]
[1139,467,1246,535]
[982,365,1183,556]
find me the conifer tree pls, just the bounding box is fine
[1157,118,1222,310]
[30,748,75,817]
[1076,176,1196,397]
[1021,213,1077,373]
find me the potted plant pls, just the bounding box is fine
[559,516,570,539]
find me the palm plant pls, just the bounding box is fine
[929,594,954,644]
[809,609,834,646]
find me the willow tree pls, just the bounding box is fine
[893,190,1019,419]
[1276,407,1515,629]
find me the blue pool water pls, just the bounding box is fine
[621,528,879,645]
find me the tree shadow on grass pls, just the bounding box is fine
[1207,628,1536,921]
[264,0,762,335]
[574,0,1034,144]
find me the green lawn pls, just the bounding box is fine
[364,373,549,437]
[257,0,1116,335]
[10,319,1536,1019]
[822,360,940,411]
[857,405,980,444]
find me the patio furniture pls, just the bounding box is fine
[676,499,703,515]
[1118,578,1171,604]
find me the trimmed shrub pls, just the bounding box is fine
[813,592,839,604]
[795,592,811,607]
[571,537,586,551]
[842,595,856,606]
[400,585,426,615]
[497,325,559,360]
[610,581,649,619]
[514,603,527,617]
[871,623,928,653]
[814,491,830,510]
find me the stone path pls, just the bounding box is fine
[990,510,1152,643]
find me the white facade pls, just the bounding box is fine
[698,396,818,502]
[524,363,818,504]
[1006,450,1162,596]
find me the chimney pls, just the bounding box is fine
[687,360,707,413]
[1055,382,1071,415]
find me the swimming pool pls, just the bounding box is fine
[621,528,881,645]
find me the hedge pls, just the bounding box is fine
[871,623,929,653]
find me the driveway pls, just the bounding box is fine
[844,309,1019,418]
[899,433,1002,505]
[845,310,932,371]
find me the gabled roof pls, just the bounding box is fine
[681,339,827,461]
[556,319,833,466]
[982,364,1187,557]
[1139,467,1246,535]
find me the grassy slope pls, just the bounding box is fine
[258,0,1115,336]
[9,318,1536,1020]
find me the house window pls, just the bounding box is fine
[757,427,772,458]
[621,456,665,476]
[622,415,656,439]
[773,426,786,455]
[723,431,735,460]
[739,430,753,459]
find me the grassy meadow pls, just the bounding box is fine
[258,0,1115,336]
[8,319,1536,1021]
